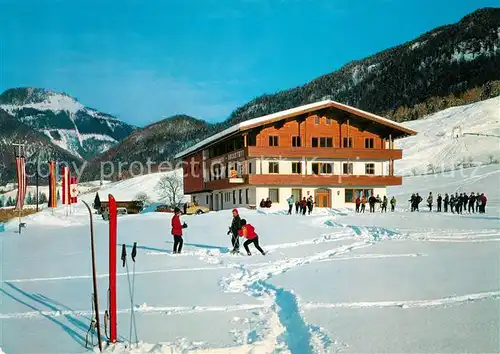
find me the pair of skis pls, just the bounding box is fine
[121,243,139,348]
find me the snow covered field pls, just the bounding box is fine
[1,164,499,353]
[395,95,500,175]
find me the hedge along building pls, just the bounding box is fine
[175,100,417,211]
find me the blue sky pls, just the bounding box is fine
[1,0,497,126]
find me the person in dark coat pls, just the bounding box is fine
[468,192,476,213]
[437,194,442,212]
[450,194,455,214]
[306,196,313,215]
[228,208,242,254]
[171,207,187,254]
[455,193,461,214]
[183,202,188,214]
[409,193,416,212]
[368,194,377,213]
[295,200,300,214]
[463,193,469,213]
[443,193,449,212]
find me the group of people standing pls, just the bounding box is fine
[412,192,488,213]
[286,195,314,215]
[355,194,397,213]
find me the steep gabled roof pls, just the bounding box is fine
[174,100,417,159]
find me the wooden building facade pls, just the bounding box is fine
[175,100,417,210]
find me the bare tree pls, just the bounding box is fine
[155,174,183,207]
[134,192,151,207]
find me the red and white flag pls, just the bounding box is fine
[70,176,78,203]
[15,155,27,211]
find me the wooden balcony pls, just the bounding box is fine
[245,146,402,160]
[247,174,402,186]
[203,174,401,190]
[204,176,249,191]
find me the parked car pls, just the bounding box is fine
[184,202,210,215]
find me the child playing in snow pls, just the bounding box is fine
[238,219,266,256]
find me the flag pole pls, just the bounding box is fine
[12,143,25,234]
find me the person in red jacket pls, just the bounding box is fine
[171,207,187,254]
[238,219,266,256]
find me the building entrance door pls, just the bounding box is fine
[314,188,331,208]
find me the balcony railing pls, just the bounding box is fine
[245,146,402,160]
[203,174,401,190]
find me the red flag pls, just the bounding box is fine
[15,156,27,210]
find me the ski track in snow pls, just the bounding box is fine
[2,213,499,353]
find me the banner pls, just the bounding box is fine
[61,166,70,205]
[48,161,57,208]
[15,155,27,211]
[70,176,78,203]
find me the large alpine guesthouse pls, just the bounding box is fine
[175,100,417,210]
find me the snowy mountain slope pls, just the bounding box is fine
[0,88,136,160]
[395,95,500,175]
[0,165,498,353]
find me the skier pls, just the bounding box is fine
[300,197,307,215]
[450,194,455,214]
[479,193,487,213]
[368,194,377,213]
[171,207,187,254]
[238,219,266,256]
[381,196,388,212]
[443,193,449,212]
[437,193,442,212]
[468,192,476,213]
[409,193,416,212]
[413,193,422,212]
[307,196,314,215]
[295,200,300,214]
[455,193,461,214]
[355,195,361,213]
[427,192,433,212]
[228,209,242,254]
[360,195,366,213]
[476,192,480,213]
[286,195,294,215]
[463,192,469,213]
[390,196,396,212]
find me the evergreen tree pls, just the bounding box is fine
[0,197,4,208]
[25,191,33,205]
[39,192,47,204]
[93,192,101,210]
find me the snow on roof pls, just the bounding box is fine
[174,100,417,159]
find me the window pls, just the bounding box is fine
[292,188,302,201]
[269,188,279,203]
[320,137,333,147]
[239,189,243,204]
[365,163,375,175]
[292,136,301,147]
[343,162,353,175]
[248,133,257,146]
[269,136,279,146]
[321,163,333,174]
[233,190,236,204]
[248,162,252,174]
[312,163,320,175]
[206,195,209,204]
[343,137,353,148]
[314,116,320,124]
[292,162,302,174]
[269,162,279,174]
[312,137,318,147]
[365,138,374,149]
[325,117,331,125]
[345,189,355,203]
[245,189,249,204]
